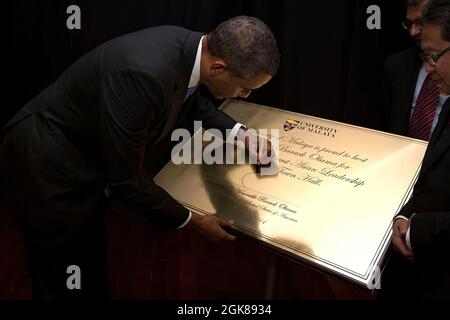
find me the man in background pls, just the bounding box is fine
[382,0,450,299]
[384,0,448,141]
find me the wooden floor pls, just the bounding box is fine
[0,205,376,300]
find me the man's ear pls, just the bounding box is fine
[209,61,228,77]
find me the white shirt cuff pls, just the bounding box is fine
[177,211,192,229]
[104,186,111,198]
[395,215,413,251]
[406,226,412,252]
[229,122,246,141]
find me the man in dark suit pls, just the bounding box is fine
[0,16,279,299]
[381,0,450,299]
[383,0,448,140]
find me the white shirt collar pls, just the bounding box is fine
[188,35,204,88]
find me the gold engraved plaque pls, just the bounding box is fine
[154,99,427,288]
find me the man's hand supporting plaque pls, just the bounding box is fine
[393,215,415,263]
[187,212,236,242]
[177,124,277,243]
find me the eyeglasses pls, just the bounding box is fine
[402,19,421,30]
[421,45,450,66]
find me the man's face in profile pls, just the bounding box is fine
[206,71,272,100]
[405,1,429,44]
[421,24,450,95]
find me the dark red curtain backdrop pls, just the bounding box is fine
[5,0,412,129]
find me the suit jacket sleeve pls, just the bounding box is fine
[187,92,238,136]
[410,211,450,263]
[99,68,189,230]
[397,197,450,263]
[396,196,415,220]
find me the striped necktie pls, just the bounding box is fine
[408,73,440,141]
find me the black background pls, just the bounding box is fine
[5,0,413,131]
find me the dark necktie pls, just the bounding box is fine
[408,73,440,141]
[184,85,198,103]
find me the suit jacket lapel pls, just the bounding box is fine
[154,31,203,144]
[405,62,421,109]
[402,50,422,130]
[419,99,450,176]
[170,31,203,117]
[176,86,200,123]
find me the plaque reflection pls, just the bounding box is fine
[198,138,313,258]
[155,99,427,287]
